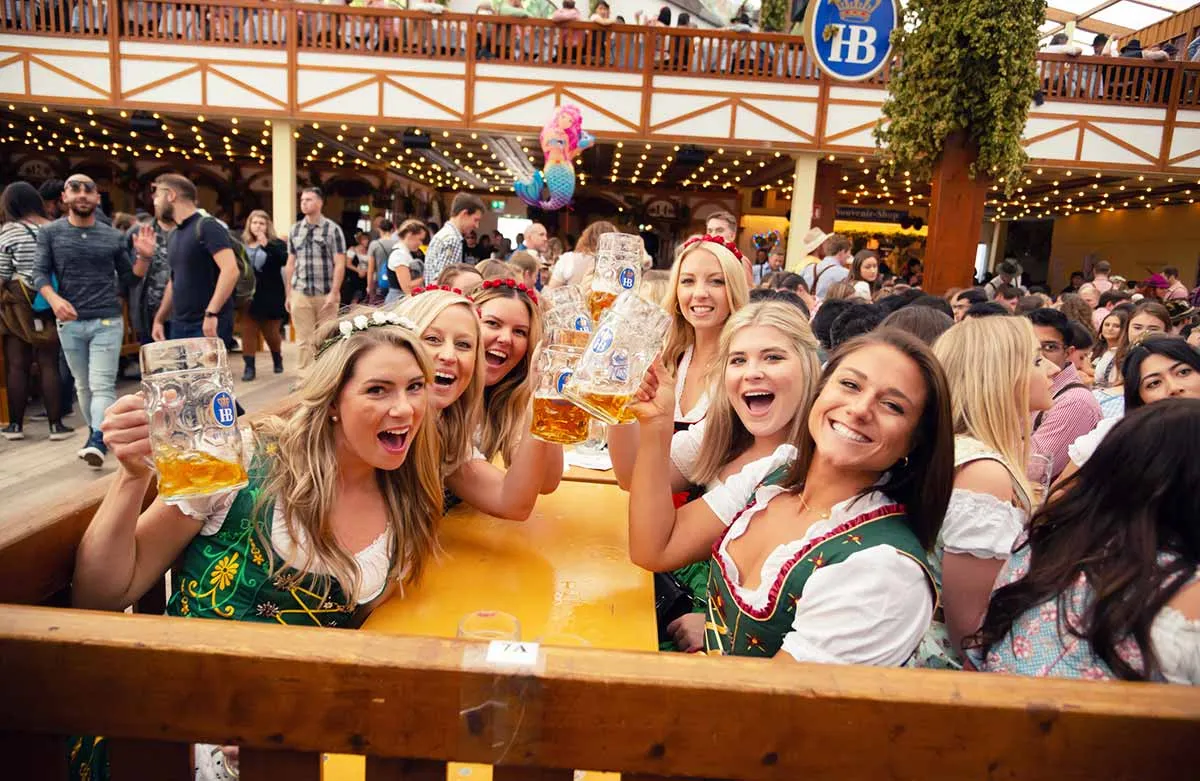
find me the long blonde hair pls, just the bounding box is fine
[241,209,278,244]
[932,316,1036,507]
[394,290,485,474]
[473,282,544,464]
[661,240,750,375]
[251,306,443,602]
[693,302,821,485]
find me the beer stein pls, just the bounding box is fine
[530,345,590,445]
[563,292,671,426]
[587,233,644,323]
[140,338,249,500]
[541,286,593,348]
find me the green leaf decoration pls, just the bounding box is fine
[874,0,1047,197]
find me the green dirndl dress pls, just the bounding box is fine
[70,454,366,780]
[704,499,938,658]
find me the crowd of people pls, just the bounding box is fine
[3,172,1197,777]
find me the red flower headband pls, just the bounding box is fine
[412,284,474,301]
[480,278,539,304]
[682,234,746,263]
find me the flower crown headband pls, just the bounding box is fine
[479,278,539,304]
[682,234,746,263]
[412,284,474,300]
[315,310,417,358]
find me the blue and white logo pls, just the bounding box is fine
[573,315,592,332]
[608,349,629,383]
[806,0,897,82]
[212,391,237,427]
[556,369,573,393]
[591,325,615,354]
[618,267,637,290]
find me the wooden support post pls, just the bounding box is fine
[108,738,192,778]
[365,757,448,780]
[241,748,321,781]
[923,131,990,294]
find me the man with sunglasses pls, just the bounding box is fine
[33,174,148,467]
[1027,307,1101,480]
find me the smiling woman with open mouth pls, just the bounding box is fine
[395,285,562,521]
[626,327,955,664]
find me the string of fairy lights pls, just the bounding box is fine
[3,104,1197,218]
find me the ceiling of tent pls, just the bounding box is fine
[1037,0,1198,46]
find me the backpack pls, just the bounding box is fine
[196,216,255,307]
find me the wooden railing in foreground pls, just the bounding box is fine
[2,603,1198,780]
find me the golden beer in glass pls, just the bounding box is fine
[141,337,249,500]
[588,233,643,323]
[530,345,590,445]
[563,292,671,426]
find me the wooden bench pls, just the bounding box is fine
[1,478,1197,779]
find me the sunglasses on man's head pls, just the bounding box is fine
[66,180,97,193]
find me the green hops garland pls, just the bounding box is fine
[874,0,1047,197]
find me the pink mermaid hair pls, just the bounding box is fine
[543,104,583,151]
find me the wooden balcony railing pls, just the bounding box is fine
[6,0,1200,104]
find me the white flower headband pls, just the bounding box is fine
[316,310,417,358]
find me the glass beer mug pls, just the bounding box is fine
[541,286,593,348]
[140,337,249,500]
[530,345,590,445]
[588,233,644,323]
[563,292,671,426]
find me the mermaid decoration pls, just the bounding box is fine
[514,104,594,211]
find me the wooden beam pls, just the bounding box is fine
[1,606,1197,781]
[923,131,990,294]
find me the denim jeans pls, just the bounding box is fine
[171,315,233,347]
[57,316,124,430]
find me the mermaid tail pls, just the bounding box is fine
[515,162,576,211]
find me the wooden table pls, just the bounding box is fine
[325,480,655,781]
[561,465,619,486]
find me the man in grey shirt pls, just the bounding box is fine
[366,218,397,303]
[35,174,148,467]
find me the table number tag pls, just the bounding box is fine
[485,641,540,667]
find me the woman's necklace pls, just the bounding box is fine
[797,491,833,523]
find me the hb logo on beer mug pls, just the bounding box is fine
[141,338,249,500]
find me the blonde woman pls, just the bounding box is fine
[916,316,1055,667]
[476,258,513,280]
[629,302,821,651]
[610,235,750,488]
[70,307,443,779]
[240,209,289,380]
[396,287,562,519]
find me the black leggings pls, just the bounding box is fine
[3,333,63,425]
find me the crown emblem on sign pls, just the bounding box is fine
[831,0,880,22]
[216,395,232,408]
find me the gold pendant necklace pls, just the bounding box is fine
[797,492,833,523]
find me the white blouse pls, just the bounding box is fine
[1067,416,1121,468]
[167,429,393,605]
[702,443,797,524]
[717,486,934,666]
[673,345,710,425]
[1153,602,1200,685]
[935,437,1028,565]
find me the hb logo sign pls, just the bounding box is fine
[212,391,237,427]
[806,0,897,82]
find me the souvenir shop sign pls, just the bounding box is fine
[805,0,899,82]
[836,206,909,223]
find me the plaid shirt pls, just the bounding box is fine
[423,221,464,285]
[288,216,346,296]
[1032,362,1102,480]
